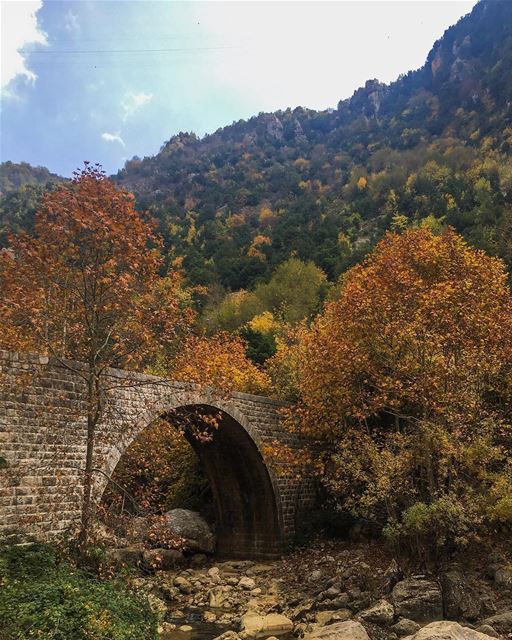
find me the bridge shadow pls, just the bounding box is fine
[168,405,282,559]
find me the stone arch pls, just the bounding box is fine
[97,396,284,559]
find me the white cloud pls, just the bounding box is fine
[121,90,153,120]
[63,9,79,33]
[101,131,125,146]
[1,0,47,91]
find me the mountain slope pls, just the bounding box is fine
[2,0,512,290]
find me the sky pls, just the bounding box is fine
[1,0,476,178]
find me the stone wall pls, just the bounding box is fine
[0,350,316,557]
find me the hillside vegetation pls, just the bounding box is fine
[2,1,512,296]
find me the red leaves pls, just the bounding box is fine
[0,165,193,371]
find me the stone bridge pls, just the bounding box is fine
[0,351,315,558]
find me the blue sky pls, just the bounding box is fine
[1,0,476,178]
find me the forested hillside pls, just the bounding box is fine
[2,0,512,291]
[113,0,512,289]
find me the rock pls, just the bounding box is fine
[209,586,230,608]
[440,569,481,620]
[329,594,350,609]
[474,625,500,639]
[239,576,257,591]
[204,611,217,623]
[401,621,497,640]
[494,568,512,586]
[358,599,394,626]
[384,560,404,592]
[158,622,177,634]
[164,508,215,553]
[309,570,323,583]
[190,553,208,568]
[147,593,167,618]
[179,625,193,632]
[241,613,293,638]
[143,548,185,571]
[105,547,143,569]
[291,601,315,621]
[392,578,443,622]
[392,619,421,637]
[251,588,262,596]
[305,620,370,640]
[174,576,193,594]
[481,612,512,635]
[316,610,351,626]
[213,633,241,640]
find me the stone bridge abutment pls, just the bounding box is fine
[0,350,315,558]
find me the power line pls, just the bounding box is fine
[20,45,237,55]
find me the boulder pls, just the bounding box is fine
[239,576,257,590]
[190,553,208,568]
[174,576,193,594]
[440,569,481,620]
[402,621,497,640]
[164,508,215,553]
[241,613,294,638]
[474,625,500,639]
[358,599,394,626]
[105,547,143,569]
[142,548,185,571]
[305,620,370,640]
[494,568,512,587]
[481,611,512,635]
[316,610,351,626]
[392,619,421,637]
[209,586,230,609]
[392,578,443,623]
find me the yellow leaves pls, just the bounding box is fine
[171,332,272,396]
[356,175,367,190]
[247,234,272,261]
[247,311,279,335]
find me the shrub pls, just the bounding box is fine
[0,542,158,640]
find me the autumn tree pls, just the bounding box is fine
[0,164,193,549]
[293,228,512,559]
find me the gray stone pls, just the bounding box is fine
[392,619,421,637]
[481,612,512,635]
[239,576,257,590]
[358,599,394,626]
[164,508,215,554]
[106,547,143,569]
[474,625,500,639]
[143,548,185,570]
[440,569,481,620]
[241,613,293,638]
[305,620,370,640]
[174,576,193,594]
[494,568,512,586]
[392,578,443,623]
[402,621,498,640]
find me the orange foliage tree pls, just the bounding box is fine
[170,331,272,395]
[293,228,512,558]
[0,164,193,548]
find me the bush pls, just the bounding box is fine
[384,498,476,563]
[0,542,158,640]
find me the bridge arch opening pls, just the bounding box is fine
[104,403,283,559]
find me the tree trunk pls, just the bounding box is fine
[78,375,97,552]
